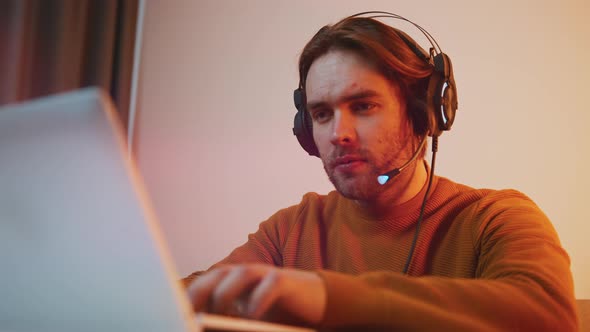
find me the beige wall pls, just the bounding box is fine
[134,0,589,298]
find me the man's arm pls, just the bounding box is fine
[314,196,578,331]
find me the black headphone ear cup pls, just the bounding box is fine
[426,53,458,137]
[293,88,320,157]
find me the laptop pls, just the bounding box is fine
[0,88,314,332]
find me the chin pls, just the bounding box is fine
[329,173,377,201]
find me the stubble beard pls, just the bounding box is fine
[322,151,390,201]
[322,138,417,202]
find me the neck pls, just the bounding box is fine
[355,160,428,218]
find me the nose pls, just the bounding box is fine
[329,110,357,146]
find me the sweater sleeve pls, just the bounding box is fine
[316,192,578,331]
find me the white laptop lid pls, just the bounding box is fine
[0,88,197,332]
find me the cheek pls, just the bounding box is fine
[369,126,406,158]
[361,122,391,145]
[312,128,329,153]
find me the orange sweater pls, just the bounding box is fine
[185,176,578,331]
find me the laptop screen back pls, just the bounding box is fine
[0,89,197,332]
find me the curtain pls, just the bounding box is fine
[0,0,138,127]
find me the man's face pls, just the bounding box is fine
[305,49,415,201]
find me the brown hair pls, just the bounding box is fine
[298,16,434,137]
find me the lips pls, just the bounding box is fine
[331,155,366,172]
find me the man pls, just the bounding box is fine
[184,13,578,331]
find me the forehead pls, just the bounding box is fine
[305,49,396,104]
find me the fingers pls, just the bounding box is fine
[187,264,273,317]
[210,265,259,315]
[186,267,229,312]
[248,269,281,319]
[249,268,326,324]
[185,264,326,325]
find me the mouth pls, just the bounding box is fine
[332,155,367,172]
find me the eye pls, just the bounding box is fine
[350,102,376,113]
[311,109,332,124]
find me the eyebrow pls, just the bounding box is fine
[306,89,381,111]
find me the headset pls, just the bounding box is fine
[292,11,458,157]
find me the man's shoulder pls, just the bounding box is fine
[436,176,542,217]
[258,191,342,236]
[437,176,534,201]
[300,190,341,203]
[293,190,343,213]
[268,191,339,219]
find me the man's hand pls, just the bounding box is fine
[186,264,326,325]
